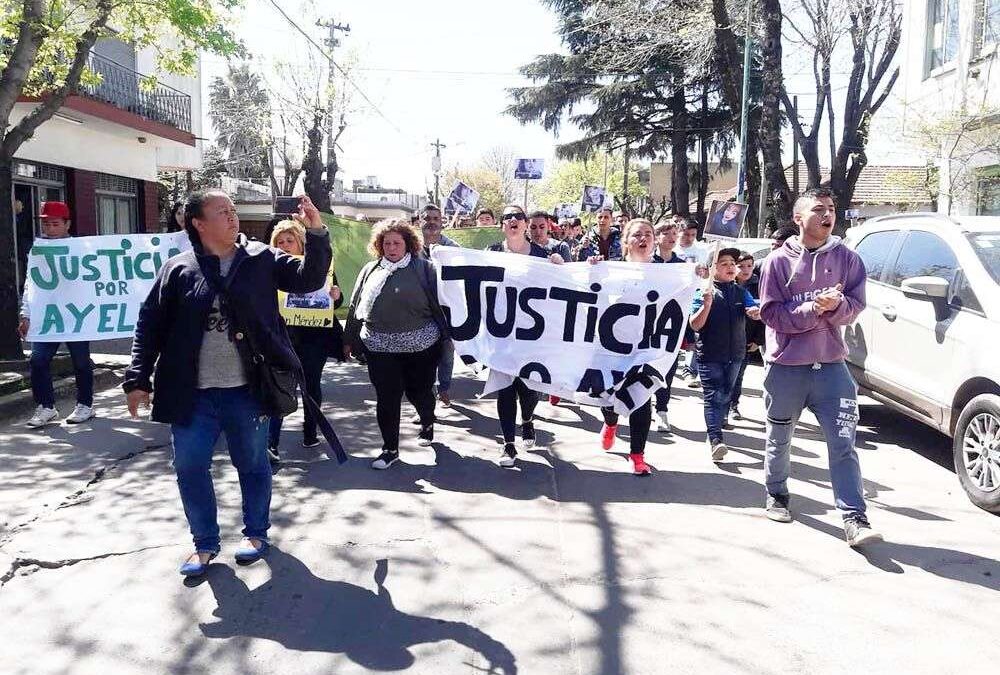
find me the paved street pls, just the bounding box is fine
[1,359,999,675]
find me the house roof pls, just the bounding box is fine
[782,162,934,205]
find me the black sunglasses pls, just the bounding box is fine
[502,212,527,222]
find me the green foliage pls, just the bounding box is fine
[0,0,244,96]
[530,153,645,216]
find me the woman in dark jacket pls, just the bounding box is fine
[124,190,331,576]
[344,219,448,471]
[267,221,344,464]
[486,204,564,468]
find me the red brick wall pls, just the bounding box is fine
[68,169,96,235]
[139,180,159,232]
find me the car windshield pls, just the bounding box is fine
[968,233,1000,284]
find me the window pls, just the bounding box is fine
[95,172,138,234]
[977,167,1000,215]
[951,270,983,312]
[975,0,1000,55]
[887,231,958,287]
[854,230,900,282]
[927,0,961,72]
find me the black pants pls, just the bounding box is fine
[365,342,441,452]
[601,400,653,454]
[497,378,539,444]
[654,355,680,412]
[267,337,327,446]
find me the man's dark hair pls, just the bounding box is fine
[183,189,229,248]
[476,208,494,219]
[529,210,550,220]
[598,206,613,215]
[737,252,755,264]
[793,187,834,215]
[572,217,582,227]
[770,224,799,242]
[420,203,442,217]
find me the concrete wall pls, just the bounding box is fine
[898,0,1000,215]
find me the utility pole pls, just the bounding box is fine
[735,0,753,205]
[317,18,351,202]
[791,95,800,196]
[431,138,446,205]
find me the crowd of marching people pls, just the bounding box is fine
[19,186,882,576]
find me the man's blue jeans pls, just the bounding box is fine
[698,359,743,444]
[763,362,866,518]
[437,338,455,394]
[171,386,272,553]
[30,341,93,407]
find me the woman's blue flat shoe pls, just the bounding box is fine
[179,551,218,576]
[234,538,269,564]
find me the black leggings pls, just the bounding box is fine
[365,342,441,451]
[601,400,652,454]
[497,378,539,444]
[654,355,680,412]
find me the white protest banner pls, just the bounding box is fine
[24,232,192,342]
[432,247,699,415]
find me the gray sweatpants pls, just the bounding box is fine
[763,361,866,519]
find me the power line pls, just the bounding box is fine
[263,0,415,144]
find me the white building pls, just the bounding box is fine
[10,37,203,283]
[898,0,1000,215]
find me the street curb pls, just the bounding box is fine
[0,368,124,422]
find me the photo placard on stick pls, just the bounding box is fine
[581,185,607,213]
[444,180,481,215]
[554,203,579,220]
[704,200,748,241]
[514,158,544,180]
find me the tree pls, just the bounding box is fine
[208,62,272,184]
[0,0,242,359]
[530,153,645,218]
[779,0,902,231]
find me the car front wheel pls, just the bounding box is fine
[953,393,1000,513]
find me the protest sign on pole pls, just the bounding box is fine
[24,232,191,342]
[514,159,544,180]
[704,200,748,241]
[278,264,338,327]
[431,247,699,414]
[581,185,607,213]
[444,181,480,215]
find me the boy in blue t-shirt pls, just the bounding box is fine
[689,247,760,462]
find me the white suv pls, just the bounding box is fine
[843,213,1000,513]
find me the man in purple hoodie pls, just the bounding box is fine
[758,188,882,547]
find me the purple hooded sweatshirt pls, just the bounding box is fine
[758,234,866,365]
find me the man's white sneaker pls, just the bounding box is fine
[710,441,729,462]
[65,404,95,425]
[26,406,59,428]
[656,410,671,433]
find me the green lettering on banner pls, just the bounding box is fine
[66,303,95,332]
[116,304,134,332]
[29,245,70,291]
[40,305,65,334]
[97,304,116,332]
[133,252,155,279]
[81,254,100,281]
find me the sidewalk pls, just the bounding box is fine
[0,352,131,421]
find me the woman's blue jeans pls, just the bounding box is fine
[170,386,272,552]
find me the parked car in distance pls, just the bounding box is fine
[843,213,1000,513]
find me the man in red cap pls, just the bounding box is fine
[18,201,95,427]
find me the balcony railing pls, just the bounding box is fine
[80,51,192,133]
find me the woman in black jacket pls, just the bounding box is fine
[124,190,331,576]
[267,221,344,464]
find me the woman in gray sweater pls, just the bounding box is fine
[344,219,448,469]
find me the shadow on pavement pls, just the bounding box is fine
[197,546,518,673]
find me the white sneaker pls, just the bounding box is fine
[711,441,729,462]
[499,444,517,468]
[26,406,59,428]
[656,411,671,433]
[65,404,95,424]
